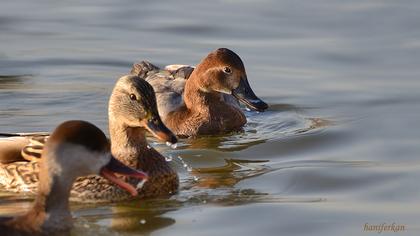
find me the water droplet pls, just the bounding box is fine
[166,141,177,149]
[193,176,199,181]
[187,166,192,172]
[245,107,251,112]
[165,155,173,162]
[136,179,147,190]
[146,145,151,149]
[202,200,207,204]
[183,163,188,168]
[140,219,146,224]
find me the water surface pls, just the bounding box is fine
[1,0,420,235]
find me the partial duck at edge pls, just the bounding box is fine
[0,120,148,236]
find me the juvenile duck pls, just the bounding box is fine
[131,48,268,137]
[0,120,148,236]
[0,75,178,202]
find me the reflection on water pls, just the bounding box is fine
[1,0,420,235]
[0,75,31,89]
[72,203,177,235]
[191,159,270,189]
[172,107,331,152]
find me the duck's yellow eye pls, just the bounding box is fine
[223,66,232,74]
[129,94,137,100]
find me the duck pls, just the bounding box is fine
[130,48,269,137]
[0,75,179,202]
[0,120,148,236]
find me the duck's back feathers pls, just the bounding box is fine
[0,161,39,193]
[0,134,46,193]
[0,137,29,164]
[0,133,47,164]
[130,60,161,79]
[131,61,193,119]
[21,136,46,161]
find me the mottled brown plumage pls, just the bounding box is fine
[0,76,178,202]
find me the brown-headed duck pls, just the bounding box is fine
[0,120,148,235]
[130,48,268,137]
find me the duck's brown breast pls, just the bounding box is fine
[135,148,179,197]
[165,101,246,137]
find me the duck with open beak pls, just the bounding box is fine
[100,156,148,196]
[0,120,150,235]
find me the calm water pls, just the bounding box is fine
[1,0,420,235]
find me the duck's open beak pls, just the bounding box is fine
[144,116,178,144]
[232,76,268,112]
[100,156,148,196]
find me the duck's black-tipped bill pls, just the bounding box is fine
[100,156,148,196]
[232,77,268,112]
[145,117,178,144]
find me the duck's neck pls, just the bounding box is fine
[23,172,73,232]
[109,119,150,168]
[184,76,223,114]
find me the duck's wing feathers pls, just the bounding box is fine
[21,136,47,161]
[131,61,191,119]
[130,60,161,79]
[164,64,195,79]
[0,133,48,164]
[0,160,40,193]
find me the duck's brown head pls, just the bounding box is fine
[109,75,177,144]
[191,48,268,111]
[44,120,148,196]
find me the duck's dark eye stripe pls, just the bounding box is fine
[129,94,137,100]
[139,81,158,110]
[131,79,159,114]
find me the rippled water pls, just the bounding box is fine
[1,0,420,235]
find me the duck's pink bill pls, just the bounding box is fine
[100,157,148,196]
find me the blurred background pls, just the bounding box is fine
[1,0,420,235]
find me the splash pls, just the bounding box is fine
[165,155,173,162]
[175,155,199,181]
[166,141,178,149]
[136,179,147,191]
